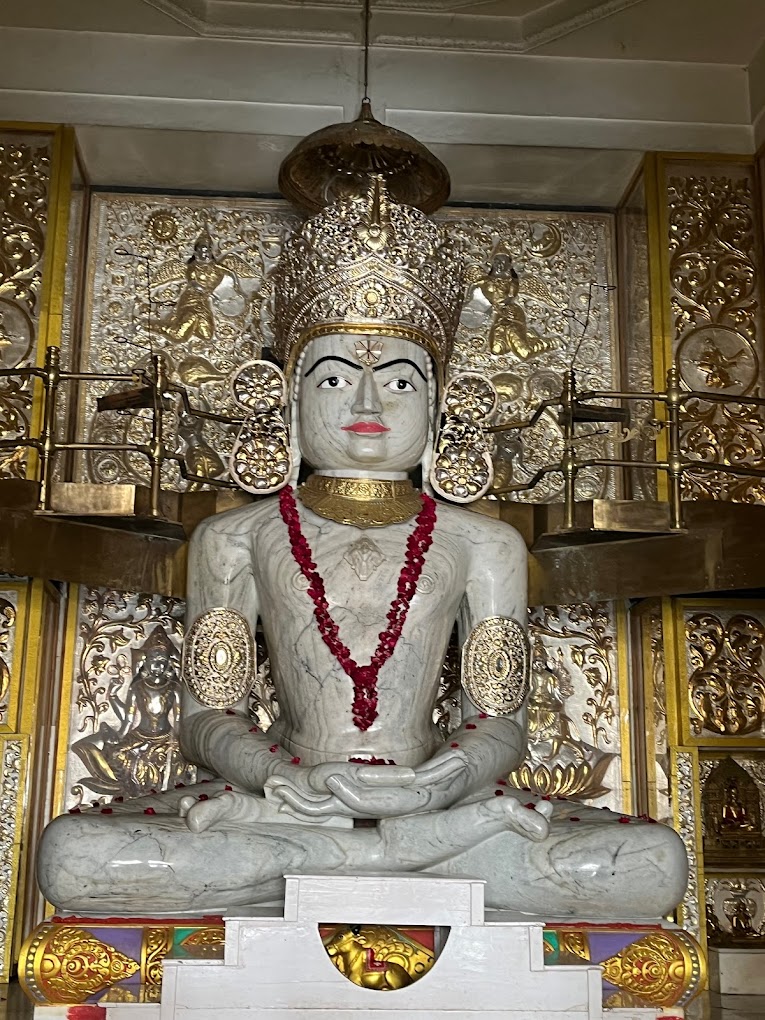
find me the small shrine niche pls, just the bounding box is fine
[702,758,765,865]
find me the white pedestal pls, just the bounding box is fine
[154,873,665,1020]
[709,945,765,995]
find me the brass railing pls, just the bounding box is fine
[2,348,765,529]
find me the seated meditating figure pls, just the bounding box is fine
[37,181,687,919]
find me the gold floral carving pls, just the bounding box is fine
[685,611,765,736]
[600,930,702,1009]
[0,135,51,478]
[31,926,139,1003]
[510,604,619,806]
[179,928,225,958]
[667,171,765,503]
[64,588,191,808]
[183,607,255,709]
[141,927,173,987]
[462,616,529,716]
[0,737,23,978]
[323,925,434,990]
[556,930,590,963]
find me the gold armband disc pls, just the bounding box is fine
[183,608,255,709]
[462,616,529,716]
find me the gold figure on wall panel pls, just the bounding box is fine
[706,877,765,946]
[442,210,618,504]
[0,133,52,479]
[666,165,765,504]
[76,195,296,490]
[701,757,765,865]
[62,587,194,808]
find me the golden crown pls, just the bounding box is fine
[272,177,465,383]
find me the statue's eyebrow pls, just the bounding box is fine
[373,358,427,382]
[304,355,363,377]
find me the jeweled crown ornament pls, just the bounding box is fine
[272,176,466,387]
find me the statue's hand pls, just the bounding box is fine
[264,761,412,820]
[265,758,466,820]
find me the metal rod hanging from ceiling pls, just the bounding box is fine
[362,0,371,101]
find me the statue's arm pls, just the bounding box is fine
[446,518,529,793]
[179,512,288,794]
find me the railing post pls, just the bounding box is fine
[665,365,684,530]
[37,345,60,512]
[561,370,577,530]
[148,353,167,519]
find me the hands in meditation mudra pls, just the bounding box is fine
[38,180,687,919]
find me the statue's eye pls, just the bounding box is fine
[318,376,352,389]
[384,378,416,392]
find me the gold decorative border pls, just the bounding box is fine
[672,746,706,947]
[0,733,29,981]
[27,126,77,482]
[615,601,634,813]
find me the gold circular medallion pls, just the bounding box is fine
[183,608,254,709]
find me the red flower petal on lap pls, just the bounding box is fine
[494,790,504,796]
[144,808,156,815]
[618,816,631,824]
[570,817,580,822]
[199,794,209,801]
[291,757,301,764]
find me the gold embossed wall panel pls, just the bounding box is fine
[664,160,765,503]
[631,599,671,824]
[57,586,193,811]
[678,600,765,746]
[71,195,618,503]
[442,209,619,503]
[72,195,299,489]
[513,601,631,814]
[0,130,53,479]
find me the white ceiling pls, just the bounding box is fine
[1,0,764,203]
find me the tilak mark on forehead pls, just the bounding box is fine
[355,338,383,366]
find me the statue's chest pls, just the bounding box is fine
[255,519,464,626]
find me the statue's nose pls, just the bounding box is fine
[352,368,383,416]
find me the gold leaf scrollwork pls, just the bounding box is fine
[141,927,173,987]
[34,927,140,1004]
[686,612,765,736]
[179,928,225,958]
[600,930,703,1009]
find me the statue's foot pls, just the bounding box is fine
[180,790,277,832]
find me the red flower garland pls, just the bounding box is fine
[279,485,436,731]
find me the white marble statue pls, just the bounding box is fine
[37,181,687,921]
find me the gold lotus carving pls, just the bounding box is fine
[34,927,139,1003]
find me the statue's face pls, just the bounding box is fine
[297,333,432,473]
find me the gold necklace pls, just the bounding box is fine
[297,474,422,528]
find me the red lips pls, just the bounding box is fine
[342,422,390,434]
